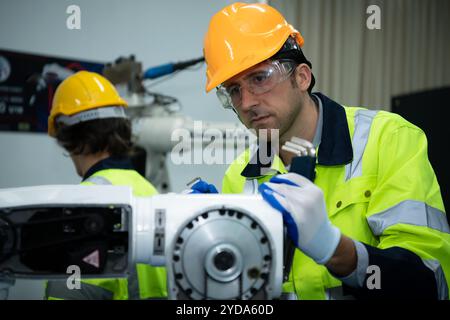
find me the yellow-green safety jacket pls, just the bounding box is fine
[46,157,167,300]
[223,93,449,299]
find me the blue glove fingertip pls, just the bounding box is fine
[269,175,301,187]
[191,180,219,194]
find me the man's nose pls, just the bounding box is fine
[239,87,259,113]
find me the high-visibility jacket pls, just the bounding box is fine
[46,157,167,300]
[222,93,450,299]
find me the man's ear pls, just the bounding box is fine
[294,63,312,92]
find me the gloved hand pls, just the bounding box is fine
[184,179,219,194]
[259,173,341,265]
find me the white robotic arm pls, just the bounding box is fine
[0,185,283,300]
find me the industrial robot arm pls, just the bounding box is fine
[0,185,283,300]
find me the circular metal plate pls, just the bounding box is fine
[171,208,272,300]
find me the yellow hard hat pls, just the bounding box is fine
[203,2,304,92]
[48,71,127,136]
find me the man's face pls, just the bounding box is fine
[221,60,306,140]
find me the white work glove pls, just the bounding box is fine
[259,173,341,265]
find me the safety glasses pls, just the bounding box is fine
[216,59,297,110]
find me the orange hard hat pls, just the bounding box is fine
[203,2,304,92]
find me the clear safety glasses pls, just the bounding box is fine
[216,60,298,110]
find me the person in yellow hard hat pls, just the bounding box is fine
[45,71,167,300]
[203,3,449,299]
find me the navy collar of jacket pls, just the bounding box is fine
[241,92,353,178]
[83,156,134,181]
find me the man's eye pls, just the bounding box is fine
[251,72,270,85]
[227,85,240,97]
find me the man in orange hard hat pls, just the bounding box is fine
[203,3,449,299]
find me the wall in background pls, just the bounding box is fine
[271,0,450,109]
